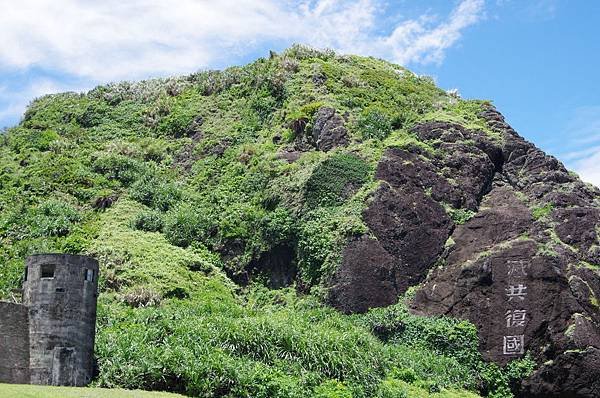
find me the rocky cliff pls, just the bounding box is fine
[0,46,598,397]
[330,106,600,397]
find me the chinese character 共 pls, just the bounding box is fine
[505,309,527,327]
[506,284,527,301]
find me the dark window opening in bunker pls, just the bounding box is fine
[85,269,94,282]
[41,264,55,279]
[24,266,28,281]
[55,287,65,293]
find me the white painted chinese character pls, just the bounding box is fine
[506,284,527,301]
[503,335,524,355]
[507,260,527,277]
[505,309,527,327]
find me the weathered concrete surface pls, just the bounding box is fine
[0,302,30,384]
[22,254,99,387]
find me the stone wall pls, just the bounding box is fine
[0,302,30,384]
[23,254,99,386]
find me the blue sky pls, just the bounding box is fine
[1,0,598,185]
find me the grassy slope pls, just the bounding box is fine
[0,383,185,398]
[0,46,533,397]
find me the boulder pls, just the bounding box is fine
[312,107,349,152]
[328,235,398,314]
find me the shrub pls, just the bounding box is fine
[260,207,296,246]
[531,203,553,220]
[163,203,208,247]
[282,44,336,61]
[250,88,279,122]
[365,303,480,369]
[93,154,145,185]
[158,109,201,138]
[305,153,371,207]
[122,287,162,308]
[0,255,26,300]
[76,100,110,127]
[296,210,344,285]
[29,199,81,237]
[447,208,476,225]
[376,378,409,398]
[35,129,61,151]
[193,67,243,96]
[314,380,353,398]
[364,302,536,397]
[139,138,171,163]
[132,209,165,232]
[6,127,60,152]
[157,90,203,138]
[358,107,393,140]
[504,356,536,394]
[130,175,181,211]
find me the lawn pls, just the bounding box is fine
[0,384,185,398]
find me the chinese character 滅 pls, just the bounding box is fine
[507,260,528,277]
[505,309,527,327]
[506,284,527,301]
[503,335,524,355]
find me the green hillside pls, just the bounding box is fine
[0,46,534,397]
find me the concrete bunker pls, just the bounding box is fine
[0,254,99,386]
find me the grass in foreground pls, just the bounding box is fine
[0,383,185,398]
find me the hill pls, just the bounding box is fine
[1,45,598,397]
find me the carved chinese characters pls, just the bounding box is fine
[503,260,529,356]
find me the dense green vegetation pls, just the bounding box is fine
[0,46,532,397]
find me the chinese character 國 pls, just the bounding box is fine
[503,335,524,355]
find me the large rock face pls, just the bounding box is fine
[329,106,600,397]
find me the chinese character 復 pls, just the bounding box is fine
[505,309,527,327]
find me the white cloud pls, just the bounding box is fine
[561,145,600,162]
[0,0,485,82]
[0,78,89,127]
[381,0,484,65]
[571,149,600,188]
[554,106,600,188]
[0,0,485,126]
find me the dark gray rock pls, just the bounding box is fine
[328,235,398,314]
[521,347,600,398]
[329,108,600,396]
[312,107,349,152]
[363,183,453,295]
[411,108,600,397]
